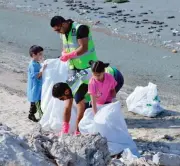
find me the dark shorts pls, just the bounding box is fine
[74,83,92,109]
[112,68,124,93]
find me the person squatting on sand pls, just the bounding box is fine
[27,45,47,122]
[52,60,124,135]
[88,60,124,115]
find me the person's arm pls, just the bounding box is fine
[91,95,97,115]
[111,89,116,98]
[30,63,41,81]
[63,98,73,122]
[88,79,98,115]
[76,25,89,56]
[37,64,47,79]
[60,25,89,61]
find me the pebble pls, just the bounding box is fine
[141,12,148,15]
[163,135,174,141]
[173,32,176,36]
[172,49,177,53]
[148,30,154,33]
[123,14,130,16]
[168,75,173,78]
[167,16,175,19]
[53,0,58,2]
[116,10,122,13]
[111,6,117,8]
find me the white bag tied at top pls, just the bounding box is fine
[126,82,163,117]
[40,59,77,133]
[79,101,139,157]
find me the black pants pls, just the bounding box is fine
[30,102,37,115]
[29,101,42,116]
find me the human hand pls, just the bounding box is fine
[42,63,47,71]
[60,51,77,62]
[60,51,69,62]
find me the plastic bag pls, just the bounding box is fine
[79,101,139,156]
[126,82,163,117]
[40,59,77,133]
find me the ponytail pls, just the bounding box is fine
[89,60,109,73]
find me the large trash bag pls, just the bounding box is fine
[79,101,139,157]
[126,82,163,117]
[40,59,77,133]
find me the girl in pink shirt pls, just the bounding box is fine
[88,60,124,115]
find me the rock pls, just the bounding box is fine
[153,152,180,166]
[0,124,54,166]
[123,14,130,16]
[172,49,177,53]
[49,134,111,166]
[112,0,128,3]
[168,75,173,78]
[136,21,141,25]
[116,10,122,13]
[173,32,177,36]
[148,30,154,33]
[167,16,175,19]
[140,12,148,15]
[109,159,124,166]
[95,21,101,25]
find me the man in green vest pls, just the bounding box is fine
[50,16,98,70]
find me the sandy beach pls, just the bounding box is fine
[0,0,180,165]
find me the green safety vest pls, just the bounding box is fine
[66,67,116,103]
[61,22,98,70]
[66,68,92,102]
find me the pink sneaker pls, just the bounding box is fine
[59,122,69,136]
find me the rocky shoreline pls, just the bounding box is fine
[1,0,180,52]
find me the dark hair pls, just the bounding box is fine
[50,16,66,27]
[52,82,70,98]
[29,45,43,57]
[89,60,109,73]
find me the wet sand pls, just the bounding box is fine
[0,7,180,106]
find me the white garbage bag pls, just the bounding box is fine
[126,82,163,117]
[79,101,139,157]
[40,59,77,133]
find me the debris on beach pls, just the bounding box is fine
[153,152,180,166]
[168,75,173,78]
[172,49,178,53]
[104,0,129,3]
